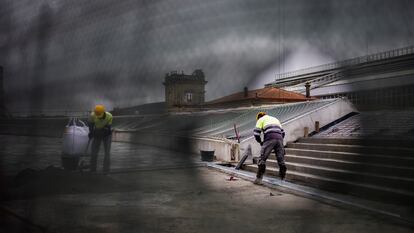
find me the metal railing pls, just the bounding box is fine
[283,71,344,93]
[274,45,414,81]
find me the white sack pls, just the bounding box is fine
[62,118,90,156]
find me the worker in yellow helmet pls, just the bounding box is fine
[253,111,287,184]
[88,104,113,173]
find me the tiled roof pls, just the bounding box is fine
[206,87,312,104]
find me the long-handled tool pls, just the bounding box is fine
[79,138,92,172]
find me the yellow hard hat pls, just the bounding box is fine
[256,111,266,120]
[94,105,105,117]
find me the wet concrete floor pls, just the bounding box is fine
[0,135,201,176]
[1,135,413,233]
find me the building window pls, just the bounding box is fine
[184,92,193,103]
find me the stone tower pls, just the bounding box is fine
[163,69,207,109]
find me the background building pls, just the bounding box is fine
[163,70,207,109]
[205,86,314,109]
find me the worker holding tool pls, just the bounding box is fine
[253,112,287,184]
[88,104,113,173]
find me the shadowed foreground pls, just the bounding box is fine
[0,135,413,232]
[2,167,413,232]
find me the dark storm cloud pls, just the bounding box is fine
[0,0,413,112]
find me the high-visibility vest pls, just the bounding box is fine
[254,115,284,141]
[89,112,113,129]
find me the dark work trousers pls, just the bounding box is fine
[90,133,112,173]
[257,138,285,178]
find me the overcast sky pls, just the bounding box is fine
[0,0,413,112]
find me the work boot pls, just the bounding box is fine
[256,164,266,177]
[253,177,263,185]
[279,165,287,180]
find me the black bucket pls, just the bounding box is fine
[200,150,215,162]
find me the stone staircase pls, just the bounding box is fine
[314,110,414,139]
[243,137,414,205]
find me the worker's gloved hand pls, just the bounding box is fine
[88,132,94,139]
[103,126,112,137]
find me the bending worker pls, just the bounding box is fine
[253,111,287,184]
[88,105,113,173]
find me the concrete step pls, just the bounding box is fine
[245,136,414,204]
[284,148,414,166]
[289,162,413,191]
[263,159,414,191]
[278,154,414,178]
[297,137,414,148]
[287,142,414,157]
[244,164,414,205]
